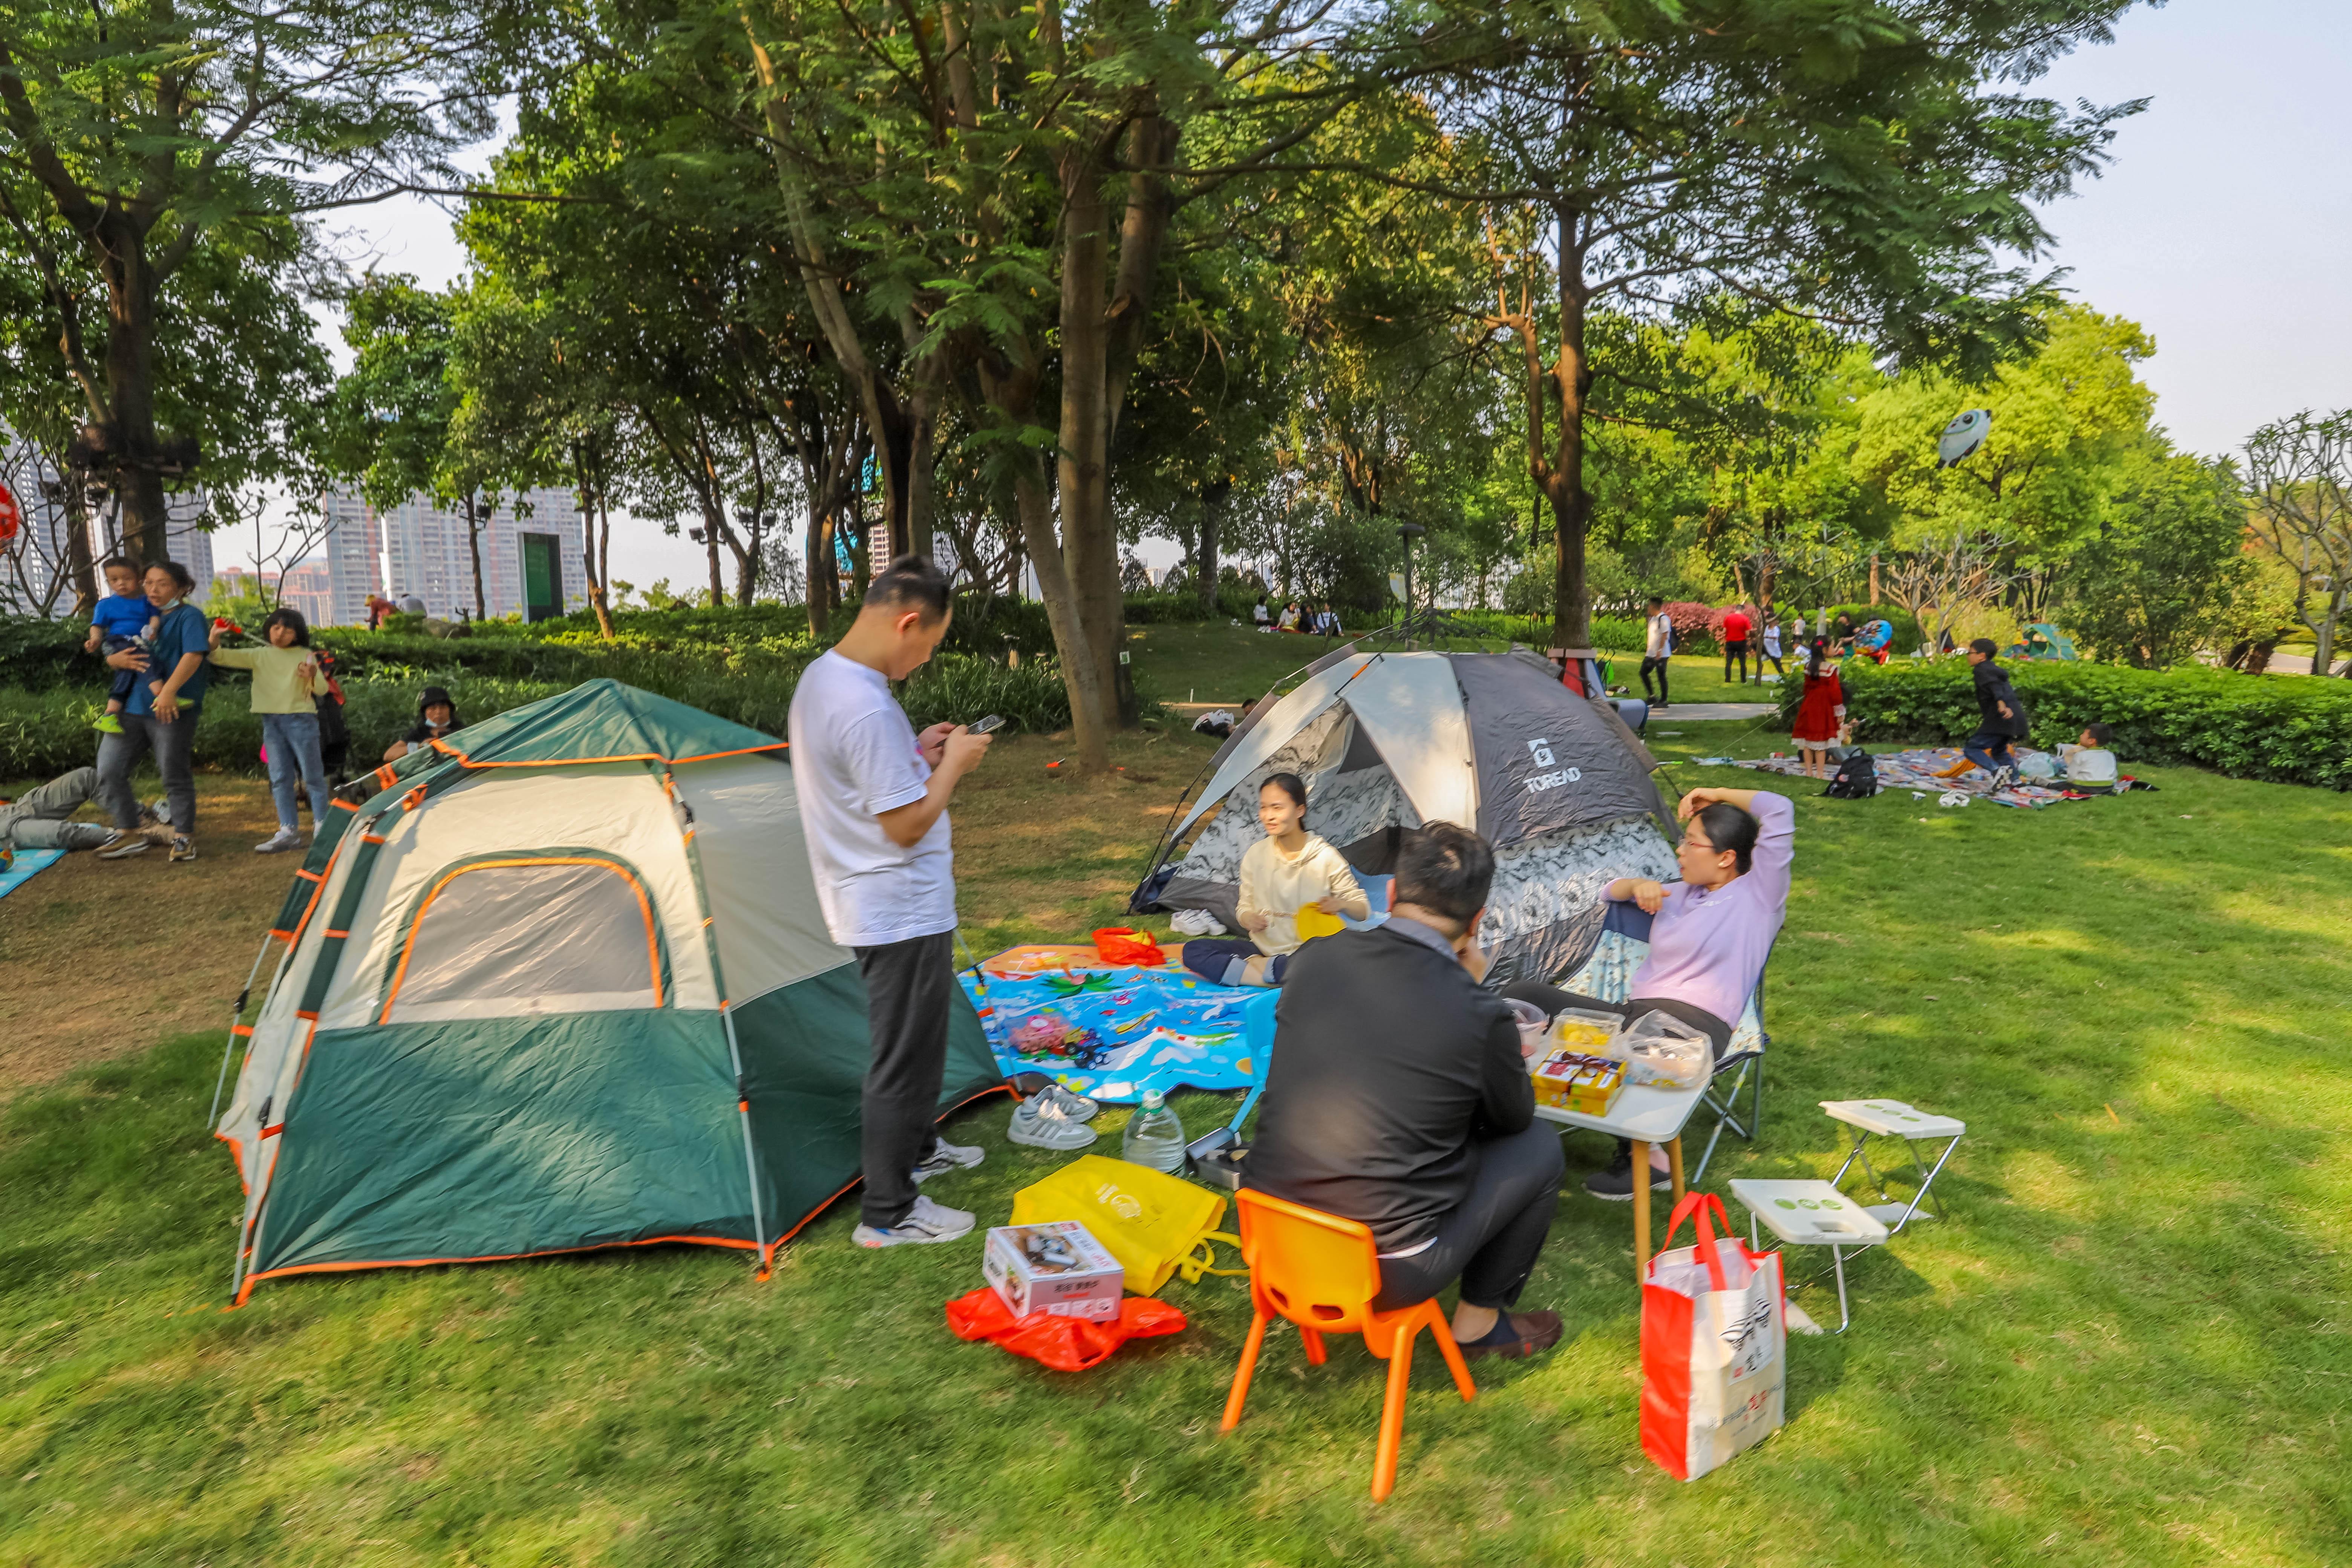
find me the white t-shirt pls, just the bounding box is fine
[2061,745,2118,784]
[1762,623,1783,656]
[786,649,956,948]
[1645,612,1673,658]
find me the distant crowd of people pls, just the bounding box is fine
[0,556,467,872]
[1635,599,1899,710]
[1252,597,1344,638]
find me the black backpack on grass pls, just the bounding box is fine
[1823,749,1878,799]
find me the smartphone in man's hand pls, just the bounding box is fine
[969,714,1005,735]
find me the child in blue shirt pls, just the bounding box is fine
[84,556,158,736]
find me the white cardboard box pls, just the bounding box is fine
[983,1222,1124,1323]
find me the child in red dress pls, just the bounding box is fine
[1789,639,1847,779]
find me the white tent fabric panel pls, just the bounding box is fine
[309,766,713,1030]
[1172,652,1384,839]
[1343,655,1478,831]
[381,859,666,1023]
[672,752,853,1004]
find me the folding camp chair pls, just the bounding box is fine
[1590,902,1768,1186]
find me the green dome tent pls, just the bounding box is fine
[216,679,1002,1303]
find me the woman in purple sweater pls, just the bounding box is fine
[1506,785,1795,1200]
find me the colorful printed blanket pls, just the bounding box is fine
[960,945,1280,1106]
[1729,746,2078,808]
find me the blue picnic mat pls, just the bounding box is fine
[0,848,66,901]
[960,948,1280,1106]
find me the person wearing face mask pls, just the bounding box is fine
[383,686,464,763]
[1178,772,1369,988]
[1504,785,1795,1200]
[94,560,211,863]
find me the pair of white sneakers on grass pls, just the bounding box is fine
[850,1084,1102,1249]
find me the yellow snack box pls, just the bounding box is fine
[1531,1051,1625,1116]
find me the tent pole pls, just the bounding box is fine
[208,935,276,1127]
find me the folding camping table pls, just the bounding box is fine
[1818,1099,1965,1233]
[1726,1179,1890,1334]
[1532,1076,1708,1280]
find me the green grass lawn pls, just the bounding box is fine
[4,692,2351,1563]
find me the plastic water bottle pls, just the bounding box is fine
[1121,1090,1187,1174]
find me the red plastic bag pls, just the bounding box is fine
[945,1288,1187,1372]
[1091,927,1166,967]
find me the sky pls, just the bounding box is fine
[290,0,2352,584]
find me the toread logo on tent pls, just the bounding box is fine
[1524,738,1581,795]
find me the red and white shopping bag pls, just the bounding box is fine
[1640,1192,1786,1480]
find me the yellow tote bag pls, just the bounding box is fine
[1009,1154,1242,1293]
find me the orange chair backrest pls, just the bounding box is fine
[1234,1187,1383,1334]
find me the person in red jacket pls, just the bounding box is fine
[1720,604,1754,685]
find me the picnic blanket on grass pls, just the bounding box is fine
[1732,747,2075,809]
[0,848,65,901]
[961,945,1280,1106]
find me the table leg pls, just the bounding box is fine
[1668,1136,1686,1204]
[1631,1138,1651,1279]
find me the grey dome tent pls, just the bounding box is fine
[1134,647,1682,986]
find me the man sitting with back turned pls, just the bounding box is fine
[1244,822,1566,1361]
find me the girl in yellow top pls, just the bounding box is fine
[1180,773,1369,986]
[208,607,327,854]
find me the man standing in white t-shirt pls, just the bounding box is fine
[1640,595,1674,710]
[788,555,995,1247]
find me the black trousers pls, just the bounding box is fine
[1502,982,1733,1164]
[1724,640,1750,684]
[1762,651,1785,676]
[1373,1121,1565,1313]
[1639,655,1670,704]
[854,930,956,1227]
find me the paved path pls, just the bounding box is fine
[1644,702,1776,722]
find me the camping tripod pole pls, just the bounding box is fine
[209,935,279,1128]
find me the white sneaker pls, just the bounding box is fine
[253,828,301,854]
[96,830,153,859]
[1009,1091,1098,1150]
[853,1194,975,1248]
[1030,1083,1098,1121]
[910,1139,984,1184]
[1170,907,1225,937]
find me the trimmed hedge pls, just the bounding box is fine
[1,652,1081,781]
[1776,658,2352,790]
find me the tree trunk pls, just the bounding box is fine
[64,482,98,615]
[1011,456,1112,773]
[1544,206,1593,653]
[1057,141,1124,724]
[97,213,173,570]
[1196,488,1224,613]
[464,492,488,620]
[590,496,617,639]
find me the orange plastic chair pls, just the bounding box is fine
[1219,1187,1476,1501]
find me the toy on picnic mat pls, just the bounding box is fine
[1091,927,1166,966]
[1004,1010,1106,1065]
[983,1221,1125,1323]
[1609,1011,1710,1089]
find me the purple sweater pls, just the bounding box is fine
[1610,790,1795,1026]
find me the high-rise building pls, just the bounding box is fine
[0,432,214,613]
[374,487,588,621]
[279,559,336,628]
[307,490,384,626]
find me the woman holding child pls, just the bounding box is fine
[94,561,211,863]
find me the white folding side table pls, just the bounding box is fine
[1533,1077,1708,1280]
[1726,1179,1889,1333]
[1818,1099,1965,1233]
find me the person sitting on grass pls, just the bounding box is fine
[2058,723,2118,786]
[1503,785,1794,1200]
[0,767,149,873]
[383,686,463,763]
[1245,821,1567,1361]
[1180,772,1368,987]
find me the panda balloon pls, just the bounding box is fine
[1937,409,1992,469]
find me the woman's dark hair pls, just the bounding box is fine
[1807,637,1827,678]
[1394,821,1495,929]
[260,606,311,647]
[1692,801,1761,876]
[1260,772,1308,815]
[147,559,195,595]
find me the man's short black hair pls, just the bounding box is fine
[2084,722,2113,746]
[1393,822,1494,930]
[1969,637,1999,658]
[868,553,952,622]
[1646,595,1664,607]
